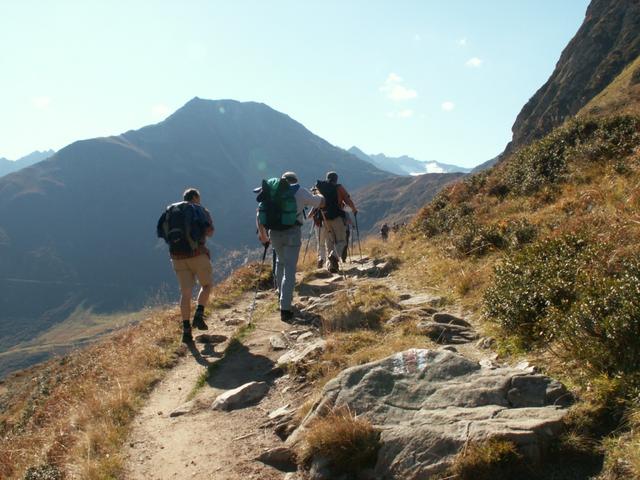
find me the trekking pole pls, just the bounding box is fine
[354,212,363,261]
[302,221,314,265]
[248,243,269,325]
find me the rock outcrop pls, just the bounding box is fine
[508,0,640,152]
[291,349,571,479]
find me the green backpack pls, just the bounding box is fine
[256,178,300,230]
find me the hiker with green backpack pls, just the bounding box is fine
[256,172,324,322]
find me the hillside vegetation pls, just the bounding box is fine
[383,111,640,477]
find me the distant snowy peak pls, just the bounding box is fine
[348,147,471,176]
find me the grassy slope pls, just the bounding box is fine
[579,55,640,118]
[0,262,269,480]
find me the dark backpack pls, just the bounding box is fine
[315,180,344,220]
[256,178,300,230]
[156,202,206,254]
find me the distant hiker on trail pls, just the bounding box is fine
[256,172,324,323]
[315,171,358,273]
[380,223,390,242]
[308,207,326,268]
[157,188,214,344]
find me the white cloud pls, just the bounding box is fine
[458,37,467,47]
[387,109,414,118]
[31,96,51,109]
[441,101,455,112]
[466,57,483,68]
[379,73,418,101]
[151,104,171,119]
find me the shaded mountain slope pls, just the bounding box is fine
[0,98,388,373]
[508,0,640,152]
[352,172,464,234]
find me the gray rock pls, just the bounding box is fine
[296,331,314,343]
[256,446,297,472]
[398,294,446,308]
[476,336,496,349]
[211,381,269,411]
[224,317,243,326]
[416,320,478,344]
[432,312,471,327]
[270,334,288,350]
[277,340,326,368]
[168,401,194,417]
[290,349,571,479]
[269,404,292,420]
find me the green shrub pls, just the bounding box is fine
[452,219,537,257]
[500,116,640,195]
[484,235,598,342]
[548,257,640,376]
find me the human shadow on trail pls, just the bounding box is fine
[206,341,277,390]
[187,342,216,367]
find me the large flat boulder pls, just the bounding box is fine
[291,349,571,479]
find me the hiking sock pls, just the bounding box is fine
[182,320,193,343]
[192,305,209,330]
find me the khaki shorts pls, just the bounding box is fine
[171,254,213,291]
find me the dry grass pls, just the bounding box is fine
[0,263,266,480]
[320,282,398,332]
[298,407,380,474]
[445,439,524,480]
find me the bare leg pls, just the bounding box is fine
[197,284,212,307]
[180,288,192,321]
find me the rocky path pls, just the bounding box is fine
[123,257,569,479]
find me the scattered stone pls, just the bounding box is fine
[432,312,471,327]
[476,336,496,349]
[274,414,298,440]
[270,334,288,351]
[439,346,458,352]
[277,340,326,368]
[416,320,478,344]
[211,381,269,411]
[398,293,412,301]
[386,311,418,326]
[256,447,297,472]
[480,358,498,369]
[398,293,445,308]
[516,360,537,373]
[296,331,314,343]
[290,349,572,479]
[256,291,270,299]
[169,401,194,418]
[224,317,243,326]
[269,405,292,420]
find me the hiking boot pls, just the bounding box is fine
[192,310,209,330]
[328,255,339,273]
[280,309,294,323]
[182,328,194,344]
[317,258,324,269]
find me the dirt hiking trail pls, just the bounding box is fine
[123,257,487,480]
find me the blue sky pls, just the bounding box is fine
[0,0,589,167]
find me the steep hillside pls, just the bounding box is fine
[579,54,640,117]
[0,98,388,375]
[349,146,470,175]
[0,150,55,177]
[352,172,464,233]
[508,0,640,152]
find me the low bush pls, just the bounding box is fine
[499,116,640,196]
[484,235,599,343]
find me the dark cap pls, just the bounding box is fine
[326,171,338,182]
